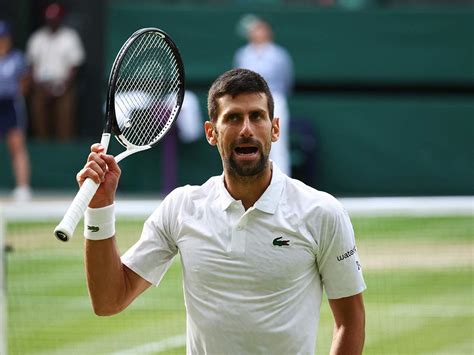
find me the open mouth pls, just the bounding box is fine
[235,146,258,155]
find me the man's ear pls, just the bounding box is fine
[205,121,217,146]
[271,117,280,142]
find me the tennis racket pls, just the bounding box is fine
[54,27,185,242]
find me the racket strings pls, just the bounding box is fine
[119,37,178,143]
[115,32,182,147]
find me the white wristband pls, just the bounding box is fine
[84,204,116,240]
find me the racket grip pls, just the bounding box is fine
[54,178,100,242]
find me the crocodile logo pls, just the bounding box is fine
[273,236,290,246]
[87,225,100,233]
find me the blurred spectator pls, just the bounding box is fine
[233,14,294,176]
[177,90,204,144]
[113,89,203,194]
[26,2,85,141]
[0,20,32,201]
[162,90,204,194]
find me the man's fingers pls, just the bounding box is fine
[77,165,103,185]
[86,143,111,173]
[76,159,107,184]
[100,154,121,176]
[91,143,106,154]
[87,152,107,171]
[79,143,120,189]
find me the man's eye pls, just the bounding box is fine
[251,112,263,120]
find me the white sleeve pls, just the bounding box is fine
[121,197,178,286]
[316,203,366,299]
[26,33,39,65]
[65,29,85,67]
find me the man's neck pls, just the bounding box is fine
[223,165,273,210]
[47,25,60,34]
[251,41,271,51]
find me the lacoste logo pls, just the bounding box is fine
[87,225,100,233]
[273,236,290,246]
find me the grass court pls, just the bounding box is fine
[4,215,473,354]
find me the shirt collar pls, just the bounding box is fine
[217,175,236,211]
[217,161,286,214]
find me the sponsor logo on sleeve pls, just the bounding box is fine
[336,245,357,262]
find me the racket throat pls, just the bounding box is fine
[114,144,151,163]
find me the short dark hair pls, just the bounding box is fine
[207,68,274,122]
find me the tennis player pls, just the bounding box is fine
[79,68,366,354]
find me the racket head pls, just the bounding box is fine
[105,27,185,149]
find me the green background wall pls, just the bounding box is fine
[1,3,472,196]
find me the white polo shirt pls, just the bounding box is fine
[26,27,85,84]
[121,164,366,354]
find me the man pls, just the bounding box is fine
[0,20,32,201]
[79,69,366,354]
[26,2,85,141]
[233,15,293,176]
[161,89,204,194]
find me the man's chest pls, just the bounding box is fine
[176,208,317,292]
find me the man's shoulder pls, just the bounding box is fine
[234,45,251,61]
[27,28,48,43]
[46,27,80,44]
[265,42,289,54]
[284,177,345,215]
[165,176,221,204]
[58,26,80,36]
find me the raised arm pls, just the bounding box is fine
[328,293,365,355]
[78,143,151,316]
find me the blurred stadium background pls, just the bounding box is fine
[0,0,473,354]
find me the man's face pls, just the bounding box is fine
[205,92,279,177]
[248,21,272,45]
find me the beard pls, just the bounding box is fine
[226,138,270,177]
[228,152,268,177]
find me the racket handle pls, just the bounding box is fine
[54,178,100,242]
[54,132,111,242]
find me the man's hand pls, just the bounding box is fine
[77,143,121,208]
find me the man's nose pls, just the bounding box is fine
[239,117,253,137]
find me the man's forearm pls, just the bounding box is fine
[328,293,365,355]
[330,324,365,355]
[85,237,129,316]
